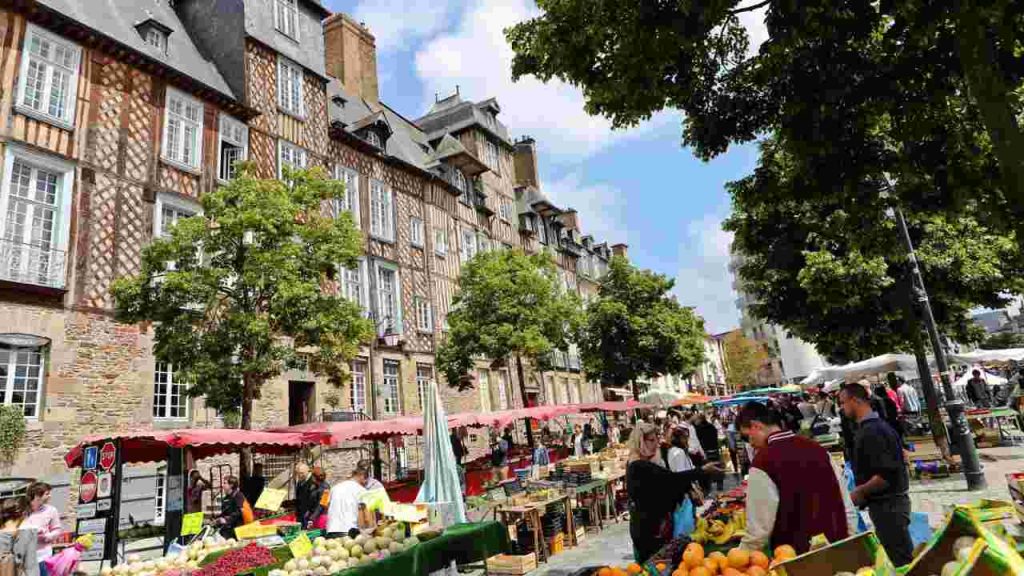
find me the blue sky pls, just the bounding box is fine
[324,0,768,333]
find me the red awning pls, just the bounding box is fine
[447,404,586,430]
[580,400,652,413]
[64,429,314,468]
[271,417,426,446]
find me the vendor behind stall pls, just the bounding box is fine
[736,402,855,555]
[215,476,249,539]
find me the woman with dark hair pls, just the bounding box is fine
[0,496,39,576]
[306,467,331,530]
[215,477,247,538]
[24,483,61,576]
[186,470,210,514]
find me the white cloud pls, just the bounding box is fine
[544,173,627,245]
[675,214,740,334]
[352,0,451,52]
[412,0,674,163]
[737,4,770,56]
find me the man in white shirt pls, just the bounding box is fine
[896,378,921,415]
[327,468,368,536]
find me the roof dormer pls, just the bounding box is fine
[135,17,172,55]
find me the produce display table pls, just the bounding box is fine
[338,522,508,576]
[494,494,575,562]
[566,480,606,532]
[594,472,626,522]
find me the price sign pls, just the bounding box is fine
[288,532,313,559]
[254,487,286,511]
[180,512,204,536]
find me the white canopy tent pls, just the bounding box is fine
[953,368,1008,388]
[640,389,683,406]
[948,348,1024,364]
[801,353,933,387]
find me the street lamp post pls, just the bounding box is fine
[889,202,987,490]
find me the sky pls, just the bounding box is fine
[323,0,768,334]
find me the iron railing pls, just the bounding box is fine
[0,239,66,288]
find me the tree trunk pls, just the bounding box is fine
[910,329,953,463]
[514,354,536,448]
[239,373,255,480]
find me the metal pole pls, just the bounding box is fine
[893,207,986,489]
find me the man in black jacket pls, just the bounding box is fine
[294,462,317,528]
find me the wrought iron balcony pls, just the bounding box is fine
[0,239,66,289]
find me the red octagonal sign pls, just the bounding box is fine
[99,442,116,471]
[80,471,97,503]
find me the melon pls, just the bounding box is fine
[388,542,402,554]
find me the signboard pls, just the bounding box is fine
[80,534,105,562]
[99,442,116,471]
[83,446,99,470]
[79,471,98,503]
[254,487,286,511]
[180,512,203,536]
[77,518,106,535]
[96,499,111,512]
[97,473,112,499]
[288,532,312,559]
[75,503,96,519]
[166,476,183,513]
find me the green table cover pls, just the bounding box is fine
[342,522,509,576]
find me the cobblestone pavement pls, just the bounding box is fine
[909,445,1023,526]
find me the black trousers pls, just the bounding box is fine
[867,495,914,567]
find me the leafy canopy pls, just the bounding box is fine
[723,332,767,391]
[579,256,705,390]
[112,164,374,426]
[437,249,583,389]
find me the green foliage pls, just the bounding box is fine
[981,331,1024,350]
[578,256,705,391]
[0,404,26,462]
[723,332,766,391]
[112,164,374,427]
[726,139,1024,362]
[437,249,583,389]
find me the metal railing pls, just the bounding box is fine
[0,239,66,288]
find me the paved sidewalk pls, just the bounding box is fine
[909,445,1022,525]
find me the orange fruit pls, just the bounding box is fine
[627,564,644,575]
[703,558,719,574]
[689,568,711,576]
[682,547,705,569]
[656,563,667,573]
[773,545,797,562]
[727,548,750,569]
[674,570,689,576]
[598,568,612,576]
[750,551,770,569]
[722,569,744,576]
[746,567,767,576]
[708,552,728,572]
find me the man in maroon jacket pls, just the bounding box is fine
[736,402,856,554]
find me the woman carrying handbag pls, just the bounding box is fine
[0,496,39,576]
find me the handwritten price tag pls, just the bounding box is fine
[181,512,203,536]
[255,487,287,511]
[288,532,313,559]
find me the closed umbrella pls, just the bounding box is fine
[416,379,467,524]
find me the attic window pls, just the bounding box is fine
[136,19,172,54]
[331,95,345,108]
[366,131,382,148]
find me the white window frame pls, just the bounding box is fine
[154,466,167,525]
[350,358,367,413]
[498,370,510,410]
[479,370,491,413]
[15,24,81,129]
[153,193,201,239]
[333,166,360,229]
[0,145,75,290]
[499,200,513,222]
[153,361,189,420]
[277,56,305,118]
[145,28,168,54]
[410,217,424,248]
[460,228,477,263]
[161,87,204,172]
[415,297,433,334]
[340,257,369,310]
[0,344,44,419]
[434,227,447,257]
[416,364,433,410]
[369,179,394,242]
[277,140,307,179]
[217,114,248,182]
[374,260,402,334]
[485,141,499,170]
[454,169,469,204]
[383,359,401,415]
[365,131,382,148]
[273,0,300,40]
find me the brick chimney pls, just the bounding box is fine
[324,14,379,104]
[561,208,579,230]
[612,243,629,259]
[514,136,539,188]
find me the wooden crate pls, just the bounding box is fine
[486,553,538,575]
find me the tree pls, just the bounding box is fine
[723,332,767,391]
[112,164,374,472]
[982,331,1024,350]
[436,249,582,447]
[507,2,1024,244]
[578,256,706,399]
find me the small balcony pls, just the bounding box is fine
[0,239,66,289]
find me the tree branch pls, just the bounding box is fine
[729,0,770,15]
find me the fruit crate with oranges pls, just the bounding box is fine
[670,541,773,576]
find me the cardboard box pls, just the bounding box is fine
[773,532,897,576]
[904,506,1024,576]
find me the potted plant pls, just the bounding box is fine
[0,405,26,475]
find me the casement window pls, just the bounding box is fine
[365,131,382,149]
[478,370,491,413]
[415,297,433,333]
[383,359,401,414]
[498,371,510,410]
[154,466,167,525]
[499,200,513,222]
[485,141,499,170]
[454,169,469,204]
[162,88,204,171]
[333,166,360,229]
[0,344,44,418]
[145,28,168,54]
[340,258,368,309]
[369,179,394,241]
[410,217,424,248]
[434,228,447,257]
[350,359,367,413]
[374,262,401,333]
[416,364,433,410]
[277,140,307,178]
[16,24,81,127]
[0,146,74,289]
[218,115,248,181]
[274,0,300,39]
[153,193,200,239]
[277,57,304,117]
[544,377,555,407]
[460,228,477,263]
[153,362,189,420]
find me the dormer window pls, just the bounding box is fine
[136,19,172,55]
[366,131,382,148]
[454,169,468,203]
[274,0,299,40]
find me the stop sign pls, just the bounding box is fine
[99,442,116,471]
[80,471,97,503]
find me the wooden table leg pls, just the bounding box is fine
[564,497,577,547]
[533,509,549,562]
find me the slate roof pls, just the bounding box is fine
[415,94,514,146]
[37,0,236,99]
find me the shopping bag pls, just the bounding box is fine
[673,496,696,539]
[844,462,869,533]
